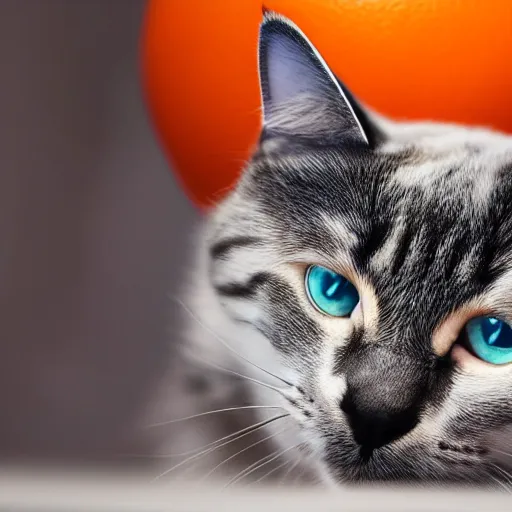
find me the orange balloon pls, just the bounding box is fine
[141,0,512,210]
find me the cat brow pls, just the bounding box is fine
[209,236,263,260]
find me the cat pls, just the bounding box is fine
[160,11,512,487]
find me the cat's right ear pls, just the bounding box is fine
[258,12,382,148]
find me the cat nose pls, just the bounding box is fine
[340,391,419,454]
[340,348,428,455]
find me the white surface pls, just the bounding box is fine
[0,468,510,512]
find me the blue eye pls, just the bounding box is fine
[305,265,359,317]
[465,316,512,365]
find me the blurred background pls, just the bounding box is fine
[0,0,197,464]
[2,0,511,499]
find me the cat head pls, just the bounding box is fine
[205,12,512,485]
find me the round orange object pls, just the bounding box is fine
[141,0,512,210]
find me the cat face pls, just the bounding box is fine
[204,13,512,485]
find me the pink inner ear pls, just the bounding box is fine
[266,36,323,105]
[260,17,370,145]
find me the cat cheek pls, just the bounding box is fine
[322,317,354,347]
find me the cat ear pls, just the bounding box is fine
[258,12,382,147]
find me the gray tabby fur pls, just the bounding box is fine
[168,12,512,487]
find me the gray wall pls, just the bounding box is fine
[0,0,196,462]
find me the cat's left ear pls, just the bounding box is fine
[258,12,383,148]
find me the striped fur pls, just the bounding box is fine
[179,13,512,486]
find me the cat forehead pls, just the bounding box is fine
[247,129,512,275]
[380,117,512,154]
[252,132,512,212]
[388,124,512,204]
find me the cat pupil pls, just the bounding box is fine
[484,319,503,346]
[324,277,341,298]
[480,317,512,349]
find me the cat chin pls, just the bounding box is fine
[317,437,503,487]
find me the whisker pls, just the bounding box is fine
[129,414,288,460]
[489,473,512,494]
[203,425,291,480]
[495,465,512,484]
[188,354,288,396]
[254,459,291,484]
[175,298,294,387]
[279,457,301,485]
[291,466,306,485]
[489,463,512,493]
[491,448,512,459]
[223,450,278,488]
[224,444,300,487]
[152,413,289,481]
[146,405,283,428]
